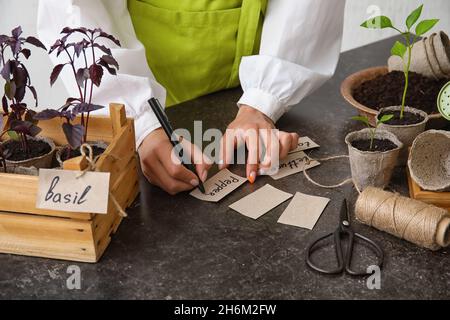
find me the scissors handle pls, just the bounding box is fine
[306,229,384,276]
[345,232,384,276]
[306,230,345,275]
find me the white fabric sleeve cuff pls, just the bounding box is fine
[237,88,285,123]
[134,109,161,148]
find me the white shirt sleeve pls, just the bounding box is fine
[238,0,346,122]
[37,0,164,147]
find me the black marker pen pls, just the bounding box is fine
[148,98,206,194]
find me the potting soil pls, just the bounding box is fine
[3,139,51,161]
[353,71,449,114]
[351,138,398,152]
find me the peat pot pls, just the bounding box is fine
[345,128,403,191]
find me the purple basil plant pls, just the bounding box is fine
[35,27,121,151]
[0,26,46,157]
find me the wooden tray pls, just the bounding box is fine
[0,104,139,262]
[407,168,450,211]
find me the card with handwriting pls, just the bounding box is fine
[190,169,247,202]
[36,169,110,214]
[288,136,320,154]
[229,184,293,219]
[278,192,330,230]
[270,151,320,180]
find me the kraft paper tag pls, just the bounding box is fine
[289,136,320,154]
[229,184,293,219]
[270,151,320,180]
[278,192,330,230]
[36,169,110,214]
[190,169,247,202]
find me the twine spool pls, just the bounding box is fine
[355,187,450,250]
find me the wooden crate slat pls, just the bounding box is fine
[0,173,93,220]
[93,158,138,246]
[38,115,114,145]
[0,211,96,262]
[96,119,136,185]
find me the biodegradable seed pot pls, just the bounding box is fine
[377,106,428,164]
[388,31,450,79]
[345,128,403,191]
[56,141,108,167]
[408,130,450,192]
[433,31,450,76]
[2,135,56,170]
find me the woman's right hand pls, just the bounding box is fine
[138,128,211,195]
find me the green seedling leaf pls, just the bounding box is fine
[361,16,393,29]
[391,41,407,58]
[4,81,16,100]
[378,114,394,124]
[7,130,19,141]
[351,115,370,127]
[415,19,439,36]
[406,5,423,29]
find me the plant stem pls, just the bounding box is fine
[64,47,84,102]
[400,33,413,120]
[82,50,88,103]
[84,39,96,143]
[401,45,412,119]
[370,129,375,151]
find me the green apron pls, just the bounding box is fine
[128,0,267,106]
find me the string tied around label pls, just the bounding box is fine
[76,143,128,217]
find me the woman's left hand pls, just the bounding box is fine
[219,104,299,183]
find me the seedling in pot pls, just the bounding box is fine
[0,26,47,158]
[361,4,439,120]
[351,114,394,151]
[35,27,121,160]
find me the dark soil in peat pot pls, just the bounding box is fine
[353,71,449,114]
[351,138,397,152]
[379,110,425,125]
[61,145,106,161]
[4,139,51,161]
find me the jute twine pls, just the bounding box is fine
[77,144,128,217]
[303,154,450,250]
[355,187,450,250]
[302,155,360,193]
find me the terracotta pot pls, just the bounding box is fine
[340,66,444,128]
[55,140,108,167]
[3,135,55,170]
[377,106,428,165]
[345,128,403,191]
[408,130,450,191]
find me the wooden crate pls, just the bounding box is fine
[0,104,139,262]
[407,168,450,212]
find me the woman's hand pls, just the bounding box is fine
[138,128,211,195]
[219,104,299,183]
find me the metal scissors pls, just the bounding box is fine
[306,199,384,276]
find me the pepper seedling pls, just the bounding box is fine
[35,27,121,151]
[351,114,394,151]
[361,4,439,119]
[0,26,46,156]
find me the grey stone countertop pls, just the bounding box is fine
[0,36,449,300]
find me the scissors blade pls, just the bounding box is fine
[339,199,350,226]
